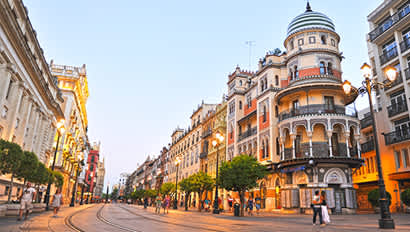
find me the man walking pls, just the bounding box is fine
[18,182,36,221]
[312,190,324,226]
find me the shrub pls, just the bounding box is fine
[368,189,391,207]
[401,188,410,206]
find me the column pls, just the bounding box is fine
[0,64,14,107]
[345,132,351,158]
[307,131,313,157]
[290,134,296,159]
[6,83,24,141]
[30,110,40,151]
[327,130,333,157]
[355,134,361,159]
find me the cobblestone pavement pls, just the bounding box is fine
[0,203,409,231]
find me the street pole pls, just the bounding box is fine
[80,183,85,205]
[365,77,395,229]
[70,165,80,207]
[105,185,109,203]
[173,163,179,209]
[213,145,220,214]
[44,133,61,211]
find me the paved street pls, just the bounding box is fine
[0,203,410,232]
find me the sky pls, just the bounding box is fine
[23,0,383,190]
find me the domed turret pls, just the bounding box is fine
[287,2,335,36]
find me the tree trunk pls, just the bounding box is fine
[7,173,14,203]
[185,192,189,211]
[239,191,245,217]
[198,191,203,212]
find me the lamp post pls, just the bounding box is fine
[105,185,109,204]
[70,157,83,207]
[212,132,224,214]
[173,157,181,209]
[342,63,396,229]
[80,182,86,205]
[45,120,65,211]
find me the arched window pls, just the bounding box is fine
[321,35,327,44]
[276,137,280,155]
[261,140,265,158]
[239,101,242,110]
[275,75,279,86]
[264,79,267,90]
[320,62,326,75]
[265,139,269,158]
[263,105,267,122]
[289,69,293,80]
[260,80,264,92]
[327,62,333,75]
[294,66,299,79]
[275,105,278,117]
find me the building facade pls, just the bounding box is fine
[353,0,410,212]
[0,0,64,202]
[94,156,105,200]
[226,3,362,213]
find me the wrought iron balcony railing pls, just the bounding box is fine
[380,46,398,65]
[360,115,373,129]
[384,127,410,145]
[369,4,410,41]
[279,105,353,121]
[384,72,403,90]
[400,36,410,53]
[238,127,257,142]
[361,140,375,153]
[282,143,359,161]
[405,68,410,80]
[387,103,408,117]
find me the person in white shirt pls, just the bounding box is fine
[18,182,36,221]
[51,188,63,217]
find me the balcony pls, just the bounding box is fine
[400,36,410,53]
[405,68,410,80]
[384,128,410,145]
[360,115,373,129]
[279,105,350,121]
[380,46,398,65]
[369,5,410,41]
[361,140,375,153]
[202,129,212,138]
[200,151,208,159]
[282,142,359,161]
[238,127,257,142]
[384,72,403,90]
[387,103,408,117]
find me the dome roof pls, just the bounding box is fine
[287,3,335,36]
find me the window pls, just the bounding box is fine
[309,36,316,44]
[276,137,280,155]
[239,80,243,86]
[295,135,301,156]
[247,95,252,108]
[292,100,299,112]
[289,69,294,80]
[5,186,10,195]
[331,133,339,156]
[331,39,336,46]
[294,66,299,79]
[324,96,335,112]
[275,75,279,86]
[320,62,326,75]
[1,106,8,119]
[15,118,19,129]
[382,39,397,55]
[395,150,402,169]
[90,164,94,171]
[5,80,13,100]
[290,40,294,50]
[327,62,333,75]
[238,125,242,136]
[298,38,304,46]
[402,149,409,168]
[263,105,267,122]
[275,105,278,117]
[321,35,327,44]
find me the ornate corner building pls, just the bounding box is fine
[226,3,362,214]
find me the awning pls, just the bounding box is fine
[388,171,410,181]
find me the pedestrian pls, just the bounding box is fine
[247,197,254,216]
[18,182,36,221]
[144,197,148,209]
[227,194,233,212]
[312,190,324,226]
[163,195,170,214]
[155,195,162,214]
[218,197,223,212]
[255,194,261,215]
[321,191,330,225]
[51,188,63,218]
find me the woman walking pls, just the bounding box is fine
[51,188,63,218]
[321,191,330,225]
[163,195,170,214]
[155,195,162,214]
[227,194,233,212]
[247,197,254,216]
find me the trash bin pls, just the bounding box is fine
[234,203,240,216]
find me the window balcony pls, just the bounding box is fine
[384,72,403,90]
[405,68,410,80]
[369,5,410,41]
[238,127,257,142]
[202,129,212,138]
[279,105,352,121]
[360,115,373,129]
[387,103,408,117]
[400,36,410,53]
[361,140,375,153]
[384,127,410,145]
[380,46,398,65]
[282,142,359,161]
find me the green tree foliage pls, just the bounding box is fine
[52,171,64,188]
[218,155,267,216]
[179,176,195,211]
[111,187,119,200]
[367,189,392,208]
[32,162,49,185]
[191,172,214,212]
[144,189,157,198]
[0,139,23,203]
[401,189,410,206]
[17,151,39,183]
[160,182,175,196]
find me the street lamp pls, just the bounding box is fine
[173,157,181,209]
[342,62,396,229]
[212,132,224,214]
[45,119,65,211]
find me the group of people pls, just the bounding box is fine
[226,194,262,216]
[17,182,63,221]
[312,190,331,226]
[154,195,171,214]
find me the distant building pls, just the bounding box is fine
[94,157,105,199]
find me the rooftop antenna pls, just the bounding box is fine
[245,41,255,69]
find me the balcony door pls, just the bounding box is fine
[294,135,301,157]
[292,100,299,115]
[390,90,406,109]
[331,133,339,156]
[394,117,410,137]
[324,96,335,112]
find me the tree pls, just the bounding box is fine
[17,151,39,184]
[0,139,23,203]
[111,188,119,200]
[401,188,410,206]
[52,171,64,188]
[191,172,214,212]
[218,155,267,216]
[31,162,50,202]
[144,189,157,199]
[368,189,391,208]
[179,176,195,211]
[160,182,175,196]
